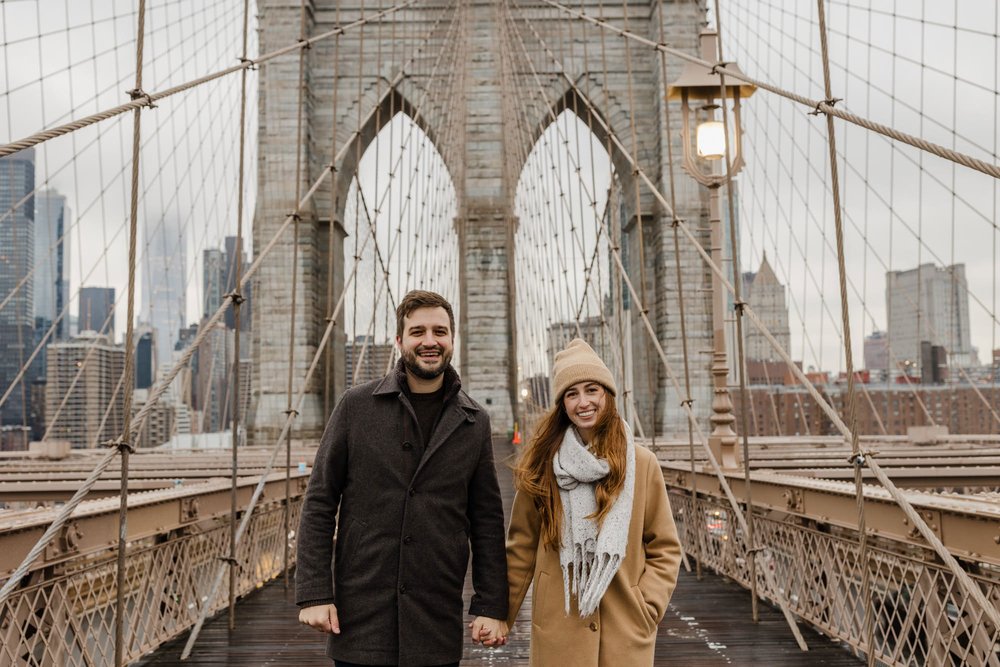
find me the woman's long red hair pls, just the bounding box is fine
[513,388,627,550]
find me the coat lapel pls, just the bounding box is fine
[414,391,478,478]
[376,361,479,480]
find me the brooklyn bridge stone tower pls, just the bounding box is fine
[250,0,715,442]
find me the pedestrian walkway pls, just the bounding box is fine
[142,441,860,666]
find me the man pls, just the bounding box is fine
[296,290,509,666]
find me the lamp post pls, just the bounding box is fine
[668,30,755,470]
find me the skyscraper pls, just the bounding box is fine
[0,147,35,426]
[223,235,252,330]
[742,253,791,362]
[202,248,224,318]
[201,238,253,331]
[192,319,233,432]
[144,219,186,366]
[44,332,126,448]
[886,263,976,373]
[79,286,116,341]
[864,330,889,372]
[345,335,396,387]
[135,327,155,389]
[33,189,71,339]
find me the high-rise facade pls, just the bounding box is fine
[44,332,126,448]
[79,286,116,341]
[202,248,225,318]
[201,238,252,330]
[546,317,612,371]
[0,147,35,426]
[864,330,889,372]
[144,219,186,366]
[131,388,175,449]
[886,263,975,373]
[223,235,252,330]
[33,189,71,339]
[193,319,233,432]
[345,335,395,388]
[135,327,155,389]
[742,253,791,362]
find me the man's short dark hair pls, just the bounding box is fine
[395,290,456,338]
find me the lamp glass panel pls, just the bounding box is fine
[696,120,726,160]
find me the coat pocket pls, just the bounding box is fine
[336,517,367,567]
[531,570,556,630]
[629,585,657,635]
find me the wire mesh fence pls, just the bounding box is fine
[0,497,302,666]
[669,488,1000,666]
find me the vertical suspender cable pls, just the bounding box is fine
[115,1,148,664]
[227,0,251,631]
[284,0,309,588]
[324,0,343,419]
[712,0,759,622]
[620,0,656,439]
[813,0,872,662]
[657,0,701,580]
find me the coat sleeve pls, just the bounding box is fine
[637,452,682,623]
[504,488,541,627]
[466,423,510,619]
[294,394,350,607]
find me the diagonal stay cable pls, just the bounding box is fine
[0,63,417,609]
[180,5,462,655]
[0,0,421,159]
[180,219,378,659]
[513,8,1000,631]
[535,0,1000,181]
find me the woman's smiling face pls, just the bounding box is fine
[562,381,607,443]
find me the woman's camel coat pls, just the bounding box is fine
[505,443,682,666]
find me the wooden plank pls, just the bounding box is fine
[142,440,860,666]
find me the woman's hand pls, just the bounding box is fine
[469,616,509,646]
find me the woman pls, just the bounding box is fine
[484,338,682,665]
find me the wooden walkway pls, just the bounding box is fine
[142,442,860,666]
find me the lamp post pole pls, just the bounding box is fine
[707,174,739,469]
[668,29,754,471]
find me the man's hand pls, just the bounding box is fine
[298,603,341,634]
[469,616,508,646]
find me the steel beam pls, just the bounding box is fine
[0,472,309,577]
[660,461,1000,566]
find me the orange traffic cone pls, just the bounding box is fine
[512,422,522,445]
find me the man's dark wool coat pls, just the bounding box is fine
[295,361,509,666]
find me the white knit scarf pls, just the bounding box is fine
[552,421,635,617]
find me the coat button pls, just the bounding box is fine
[399,584,407,594]
[589,621,598,631]
[408,488,416,497]
[403,535,413,544]
[402,441,413,451]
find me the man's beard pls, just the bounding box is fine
[401,345,452,380]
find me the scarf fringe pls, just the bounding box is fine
[562,550,624,617]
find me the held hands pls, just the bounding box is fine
[469,616,509,647]
[299,603,341,635]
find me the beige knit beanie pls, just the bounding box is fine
[551,338,618,402]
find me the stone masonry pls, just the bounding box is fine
[252,0,714,440]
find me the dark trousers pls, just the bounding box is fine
[334,662,459,667]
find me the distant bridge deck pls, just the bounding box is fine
[141,441,860,666]
[139,567,861,666]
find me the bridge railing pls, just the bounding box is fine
[0,495,302,666]
[667,482,1000,666]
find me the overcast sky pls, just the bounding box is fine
[722,0,999,372]
[2,0,998,378]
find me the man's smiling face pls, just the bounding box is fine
[397,306,454,380]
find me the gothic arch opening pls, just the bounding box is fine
[513,107,627,422]
[339,110,460,390]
